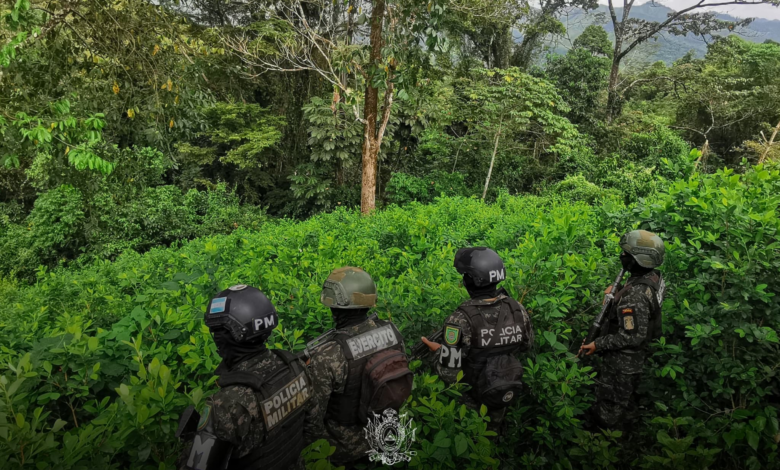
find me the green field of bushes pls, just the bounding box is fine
[1,159,779,469]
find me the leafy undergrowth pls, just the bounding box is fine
[1,164,779,469]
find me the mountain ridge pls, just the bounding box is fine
[541,3,780,63]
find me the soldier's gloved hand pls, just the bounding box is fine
[579,341,597,356]
[421,337,442,352]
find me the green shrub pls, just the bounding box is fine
[0,164,778,469]
[545,174,621,204]
[384,171,469,205]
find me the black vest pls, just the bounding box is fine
[459,294,528,381]
[606,270,664,344]
[216,349,311,470]
[325,316,405,426]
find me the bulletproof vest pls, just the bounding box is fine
[325,315,405,426]
[215,349,311,470]
[607,270,664,343]
[459,294,527,381]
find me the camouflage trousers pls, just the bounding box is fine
[592,363,641,430]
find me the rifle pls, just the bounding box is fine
[411,328,444,361]
[577,268,626,359]
[295,328,336,363]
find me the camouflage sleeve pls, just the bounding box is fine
[304,342,347,441]
[434,309,471,385]
[302,370,324,444]
[519,303,535,353]
[594,285,652,352]
[208,385,261,447]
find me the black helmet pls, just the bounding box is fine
[204,284,278,343]
[454,247,506,287]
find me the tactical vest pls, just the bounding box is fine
[606,270,665,344]
[215,349,312,470]
[325,315,406,426]
[460,294,528,381]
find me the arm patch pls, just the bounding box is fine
[444,325,461,345]
[439,344,463,369]
[621,308,636,333]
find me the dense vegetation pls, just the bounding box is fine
[1,0,780,468]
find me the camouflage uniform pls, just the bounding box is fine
[435,290,534,426]
[177,350,321,470]
[592,270,661,429]
[306,316,405,465]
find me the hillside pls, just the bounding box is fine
[547,3,780,63]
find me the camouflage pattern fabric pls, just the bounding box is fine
[591,270,660,428]
[177,350,319,470]
[434,295,534,427]
[592,362,641,429]
[305,316,402,465]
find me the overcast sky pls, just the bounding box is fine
[597,0,780,21]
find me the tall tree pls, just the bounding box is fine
[603,0,773,121]
[223,0,447,214]
[513,0,598,70]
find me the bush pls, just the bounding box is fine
[545,174,621,204]
[0,164,778,469]
[0,179,266,279]
[384,171,470,205]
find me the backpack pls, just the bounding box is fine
[326,318,413,425]
[473,354,524,409]
[460,295,528,409]
[359,349,414,423]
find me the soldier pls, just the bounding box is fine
[420,247,534,429]
[176,284,320,470]
[579,230,666,430]
[305,267,412,468]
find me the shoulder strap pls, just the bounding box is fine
[217,351,302,396]
[333,332,356,360]
[217,371,272,395]
[271,349,304,375]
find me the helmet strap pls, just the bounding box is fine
[212,329,268,369]
[464,275,499,299]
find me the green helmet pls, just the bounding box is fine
[620,230,665,268]
[321,266,377,309]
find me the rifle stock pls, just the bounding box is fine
[577,268,627,359]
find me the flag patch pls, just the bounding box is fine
[621,307,634,315]
[210,297,227,314]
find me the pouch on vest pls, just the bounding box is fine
[473,354,524,409]
[358,349,413,424]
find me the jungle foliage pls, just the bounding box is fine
[1,160,779,469]
[1,0,780,467]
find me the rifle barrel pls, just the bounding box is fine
[577,268,626,358]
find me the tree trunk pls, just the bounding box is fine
[759,120,780,164]
[514,31,541,70]
[606,51,622,123]
[482,122,502,200]
[360,0,386,215]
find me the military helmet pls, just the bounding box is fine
[454,247,506,287]
[620,230,665,268]
[204,284,278,343]
[321,267,377,309]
